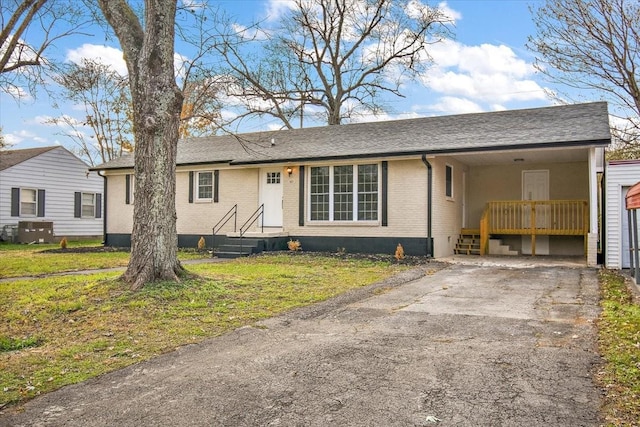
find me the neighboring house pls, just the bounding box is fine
[94,102,610,266]
[0,146,103,241]
[605,159,640,269]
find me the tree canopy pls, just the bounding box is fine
[215,0,452,129]
[528,0,640,157]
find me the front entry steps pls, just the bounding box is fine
[213,229,290,259]
[454,229,480,255]
[216,238,265,258]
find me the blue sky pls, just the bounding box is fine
[1,0,567,152]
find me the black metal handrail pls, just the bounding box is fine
[211,204,237,257]
[239,204,264,255]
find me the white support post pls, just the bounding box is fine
[587,148,599,266]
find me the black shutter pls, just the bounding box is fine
[214,170,219,203]
[125,174,131,205]
[74,192,82,218]
[37,189,45,217]
[95,193,102,218]
[11,188,20,216]
[298,165,305,226]
[189,171,194,203]
[381,161,388,226]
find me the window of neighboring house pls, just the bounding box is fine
[309,164,379,222]
[445,164,453,199]
[82,193,96,217]
[21,188,37,216]
[125,174,134,204]
[196,171,213,201]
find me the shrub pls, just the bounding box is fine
[59,237,68,250]
[287,239,302,251]
[197,236,206,251]
[394,243,405,261]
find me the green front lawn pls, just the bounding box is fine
[597,269,640,426]
[0,240,207,278]
[0,252,409,407]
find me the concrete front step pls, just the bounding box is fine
[489,239,518,256]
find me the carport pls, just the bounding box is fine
[625,181,640,284]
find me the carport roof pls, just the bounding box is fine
[93,101,611,170]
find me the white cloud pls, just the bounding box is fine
[5,129,48,145]
[421,40,547,105]
[66,44,128,76]
[425,97,483,115]
[181,0,205,10]
[437,1,462,23]
[264,0,296,22]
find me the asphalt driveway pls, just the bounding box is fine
[1,261,602,426]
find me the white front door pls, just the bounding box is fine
[522,170,550,255]
[259,168,283,227]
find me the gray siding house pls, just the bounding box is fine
[95,102,611,265]
[605,159,640,269]
[0,146,103,241]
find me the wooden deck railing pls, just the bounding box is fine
[479,200,588,256]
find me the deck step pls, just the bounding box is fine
[454,230,481,255]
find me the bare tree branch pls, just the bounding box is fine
[214,0,451,128]
[0,0,93,98]
[528,0,640,155]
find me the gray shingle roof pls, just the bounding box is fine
[0,146,59,171]
[94,102,611,170]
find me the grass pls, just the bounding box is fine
[597,269,640,426]
[0,251,409,407]
[0,240,208,278]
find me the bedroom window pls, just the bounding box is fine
[445,164,453,199]
[81,193,96,217]
[309,164,378,222]
[197,171,213,201]
[20,188,37,216]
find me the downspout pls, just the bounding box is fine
[421,154,433,257]
[97,170,107,246]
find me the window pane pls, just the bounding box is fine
[82,193,95,217]
[333,165,353,221]
[358,164,378,220]
[198,172,213,199]
[267,172,281,184]
[20,189,37,216]
[445,165,453,198]
[310,167,329,220]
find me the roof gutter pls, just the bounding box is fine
[97,170,107,246]
[421,154,434,258]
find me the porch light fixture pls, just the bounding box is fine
[514,158,524,162]
[286,166,293,177]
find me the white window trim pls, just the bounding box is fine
[20,188,38,217]
[195,171,214,202]
[307,163,380,224]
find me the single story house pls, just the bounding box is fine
[604,159,640,269]
[0,146,103,242]
[94,102,610,265]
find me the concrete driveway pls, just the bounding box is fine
[0,261,602,426]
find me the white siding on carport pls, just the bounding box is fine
[605,160,640,269]
[0,147,103,238]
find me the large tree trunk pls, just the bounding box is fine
[98,0,184,289]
